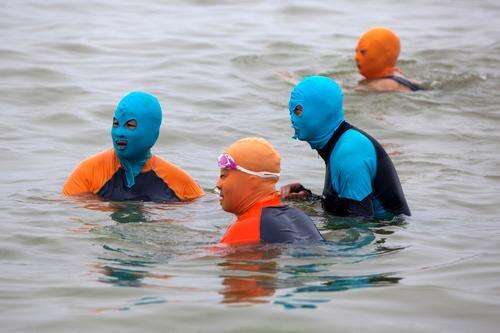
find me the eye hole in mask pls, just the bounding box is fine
[125,119,137,130]
[293,105,303,117]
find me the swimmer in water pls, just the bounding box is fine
[62,91,204,202]
[355,27,422,92]
[216,137,324,246]
[277,27,422,92]
[281,76,411,219]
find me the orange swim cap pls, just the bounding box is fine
[217,137,280,216]
[227,137,280,175]
[355,27,400,79]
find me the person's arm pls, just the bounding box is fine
[62,150,116,196]
[152,157,204,201]
[280,183,322,201]
[62,160,93,196]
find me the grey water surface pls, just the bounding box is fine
[1,0,500,332]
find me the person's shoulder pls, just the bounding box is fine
[261,205,312,227]
[62,149,117,195]
[149,154,204,200]
[336,129,374,156]
[72,149,116,175]
[331,129,376,172]
[149,155,193,180]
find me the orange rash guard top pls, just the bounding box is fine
[62,149,204,202]
[219,193,323,246]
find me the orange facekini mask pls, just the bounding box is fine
[216,137,281,217]
[355,27,401,79]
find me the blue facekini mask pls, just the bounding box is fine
[288,76,344,150]
[111,91,162,188]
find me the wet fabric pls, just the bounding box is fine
[219,194,324,246]
[288,76,344,149]
[318,121,411,218]
[355,27,400,79]
[62,149,204,201]
[97,169,179,202]
[111,92,162,188]
[260,205,324,244]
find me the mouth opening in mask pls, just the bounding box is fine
[115,139,128,150]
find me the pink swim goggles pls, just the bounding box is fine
[217,153,280,179]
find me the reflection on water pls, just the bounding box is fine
[219,249,280,304]
[275,273,401,309]
[109,202,149,224]
[214,212,405,307]
[217,244,402,308]
[95,264,170,288]
[82,200,408,308]
[76,198,408,309]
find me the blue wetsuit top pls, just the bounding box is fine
[318,121,411,219]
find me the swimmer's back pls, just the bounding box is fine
[260,206,324,244]
[220,202,324,246]
[359,76,422,93]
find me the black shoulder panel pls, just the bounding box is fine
[260,206,324,244]
[97,169,180,202]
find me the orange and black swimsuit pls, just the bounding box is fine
[220,194,324,246]
[63,149,204,202]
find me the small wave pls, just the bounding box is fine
[38,41,103,55]
[426,71,487,91]
[36,111,90,125]
[0,67,69,82]
[0,48,30,61]
[230,54,262,67]
[279,3,343,16]
[0,85,92,106]
[266,41,312,53]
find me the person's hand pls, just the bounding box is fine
[280,183,310,200]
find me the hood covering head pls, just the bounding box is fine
[288,76,344,150]
[111,91,162,188]
[218,137,280,216]
[355,27,400,79]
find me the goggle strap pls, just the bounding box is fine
[236,165,280,179]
